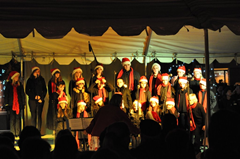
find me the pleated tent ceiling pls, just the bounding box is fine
[0,0,240,65]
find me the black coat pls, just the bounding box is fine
[115,86,133,110]
[192,103,206,126]
[4,82,25,109]
[26,75,47,101]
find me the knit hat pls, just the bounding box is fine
[72,67,82,75]
[150,96,159,104]
[178,76,188,84]
[200,78,206,86]
[152,63,161,71]
[58,96,68,105]
[166,98,175,106]
[77,100,86,106]
[32,66,40,73]
[95,63,104,71]
[139,76,148,83]
[7,71,20,80]
[177,66,186,73]
[161,73,169,81]
[133,100,142,107]
[51,68,60,76]
[194,68,202,73]
[122,58,131,66]
[93,96,102,104]
[76,78,85,85]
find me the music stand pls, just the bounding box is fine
[66,118,93,131]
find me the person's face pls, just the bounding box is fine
[77,104,85,113]
[226,90,232,96]
[179,82,186,89]
[60,103,66,109]
[140,82,147,88]
[150,101,157,107]
[57,84,65,91]
[189,97,196,105]
[123,64,131,71]
[55,72,60,78]
[13,74,19,82]
[162,79,169,85]
[177,71,184,77]
[97,100,104,106]
[96,67,103,75]
[117,79,124,88]
[152,65,159,74]
[194,71,201,79]
[167,104,174,110]
[77,82,84,89]
[33,69,40,78]
[200,84,206,90]
[74,71,81,78]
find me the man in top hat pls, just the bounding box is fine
[198,78,217,115]
[190,68,203,95]
[116,57,140,101]
[176,76,193,131]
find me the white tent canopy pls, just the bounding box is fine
[0,25,240,65]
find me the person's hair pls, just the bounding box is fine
[30,69,41,79]
[109,94,122,107]
[0,131,15,144]
[94,67,104,77]
[11,76,20,86]
[139,82,149,91]
[50,71,62,84]
[189,93,198,103]
[116,78,125,83]
[73,72,83,81]
[55,129,73,145]
[56,80,65,87]
[18,126,41,150]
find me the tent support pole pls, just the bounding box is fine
[203,28,210,151]
[143,26,152,76]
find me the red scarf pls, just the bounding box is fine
[157,82,172,98]
[76,110,88,149]
[198,90,207,113]
[12,84,20,115]
[190,102,197,131]
[117,67,134,91]
[98,88,107,103]
[51,82,57,93]
[194,77,201,81]
[177,92,189,110]
[139,88,147,111]
[149,74,162,95]
[151,111,161,123]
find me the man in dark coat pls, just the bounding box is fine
[26,67,47,131]
[116,57,140,101]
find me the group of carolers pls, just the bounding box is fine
[4,57,216,151]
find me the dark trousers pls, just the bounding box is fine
[178,112,190,131]
[29,99,43,131]
[10,110,21,136]
[193,125,203,153]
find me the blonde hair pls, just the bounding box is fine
[189,93,198,103]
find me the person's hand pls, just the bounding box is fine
[102,78,106,83]
[35,96,38,100]
[95,80,100,84]
[190,120,193,126]
[202,125,206,131]
[38,99,42,103]
[37,96,41,100]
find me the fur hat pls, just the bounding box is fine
[139,76,148,83]
[166,98,175,106]
[58,96,68,105]
[51,68,60,76]
[77,100,86,106]
[122,57,131,66]
[72,67,82,75]
[150,96,159,104]
[76,78,85,85]
[177,66,186,73]
[93,96,102,104]
[194,68,202,73]
[32,66,40,73]
[7,71,20,80]
[200,78,206,86]
[178,76,188,84]
[95,63,104,71]
[161,73,169,81]
[152,63,161,71]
